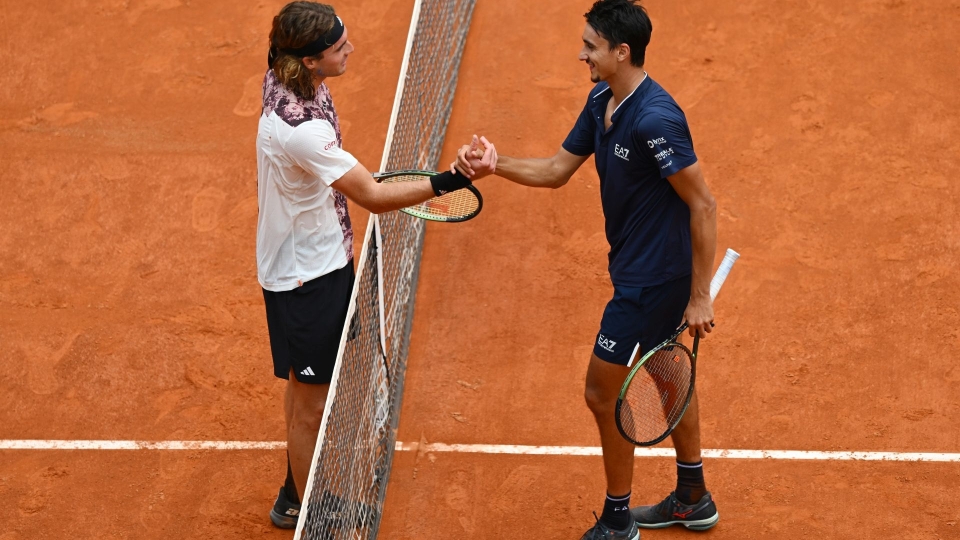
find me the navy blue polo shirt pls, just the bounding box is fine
[562,76,697,287]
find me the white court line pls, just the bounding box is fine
[1,440,958,462]
[0,440,285,450]
[394,443,960,462]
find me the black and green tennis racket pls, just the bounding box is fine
[615,249,740,446]
[373,170,482,222]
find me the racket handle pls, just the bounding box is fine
[709,248,740,301]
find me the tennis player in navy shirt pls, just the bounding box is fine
[453,1,719,538]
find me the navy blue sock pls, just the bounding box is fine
[599,492,632,530]
[675,460,706,505]
[284,452,300,504]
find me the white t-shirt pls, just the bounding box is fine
[256,71,358,292]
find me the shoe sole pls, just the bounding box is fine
[270,509,299,529]
[636,511,719,531]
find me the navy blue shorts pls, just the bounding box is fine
[593,274,691,366]
[262,264,354,384]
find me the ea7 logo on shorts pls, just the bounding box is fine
[614,144,630,161]
[597,334,617,352]
[647,137,666,148]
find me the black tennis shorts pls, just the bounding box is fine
[593,274,691,366]
[262,263,355,384]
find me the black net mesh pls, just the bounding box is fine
[296,2,476,538]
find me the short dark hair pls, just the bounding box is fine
[584,0,652,67]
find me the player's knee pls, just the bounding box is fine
[584,382,614,416]
[291,404,324,432]
[290,395,327,432]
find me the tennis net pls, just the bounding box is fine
[294,1,476,538]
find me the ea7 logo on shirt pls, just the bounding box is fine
[647,137,666,148]
[597,334,617,352]
[324,140,337,150]
[614,144,630,161]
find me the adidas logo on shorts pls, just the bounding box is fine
[300,367,316,376]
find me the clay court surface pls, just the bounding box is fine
[1,0,959,538]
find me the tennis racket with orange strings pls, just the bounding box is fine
[615,249,740,446]
[373,170,482,222]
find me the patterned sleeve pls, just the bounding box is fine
[284,119,359,186]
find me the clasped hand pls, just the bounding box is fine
[449,134,497,179]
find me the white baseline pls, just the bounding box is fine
[0,440,958,462]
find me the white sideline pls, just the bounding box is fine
[393,442,960,462]
[2,440,959,462]
[0,440,286,450]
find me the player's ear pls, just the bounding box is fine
[301,55,321,71]
[617,43,631,63]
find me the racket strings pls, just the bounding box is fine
[620,343,693,443]
[413,189,478,217]
[380,174,480,220]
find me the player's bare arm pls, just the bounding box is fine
[490,148,588,189]
[667,161,717,339]
[333,163,442,214]
[452,138,588,189]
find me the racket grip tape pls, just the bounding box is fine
[709,249,740,301]
[429,170,471,196]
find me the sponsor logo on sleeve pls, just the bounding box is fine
[653,147,675,162]
[648,136,675,166]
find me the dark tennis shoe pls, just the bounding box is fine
[631,491,719,531]
[580,512,641,540]
[269,486,301,529]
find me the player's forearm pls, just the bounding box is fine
[689,197,718,301]
[334,163,435,214]
[364,181,436,214]
[495,155,569,189]
[336,164,468,214]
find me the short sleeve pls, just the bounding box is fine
[561,100,597,157]
[284,119,359,186]
[633,110,697,178]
